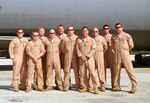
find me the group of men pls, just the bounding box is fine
[9,23,138,94]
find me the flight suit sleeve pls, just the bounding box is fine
[26,43,34,59]
[86,39,96,58]
[102,38,108,52]
[37,42,46,59]
[58,39,61,53]
[9,40,15,59]
[60,39,65,53]
[127,35,134,50]
[111,36,115,50]
[76,39,82,57]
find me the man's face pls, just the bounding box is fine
[39,28,45,37]
[115,24,123,33]
[49,29,56,39]
[67,27,74,36]
[17,29,24,39]
[93,28,99,37]
[82,28,89,38]
[32,32,39,41]
[58,26,65,34]
[103,26,110,34]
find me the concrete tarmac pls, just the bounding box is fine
[0,59,150,103]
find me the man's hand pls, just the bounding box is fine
[80,56,87,62]
[33,57,38,64]
[12,58,16,65]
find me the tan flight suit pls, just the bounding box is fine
[57,33,67,69]
[61,34,80,90]
[56,33,67,87]
[45,36,63,89]
[9,37,28,89]
[76,36,98,90]
[93,35,107,88]
[38,36,48,88]
[104,34,116,88]
[26,39,45,90]
[111,32,138,89]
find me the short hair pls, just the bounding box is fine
[49,28,56,33]
[115,23,122,27]
[67,26,74,30]
[58,24,65,29]
[82,26,89,31]
[17,28,24,32]
[32,32,39,36]
[103,24,109,29]
[39,27,45,30]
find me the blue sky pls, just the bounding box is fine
[0,0,150,29]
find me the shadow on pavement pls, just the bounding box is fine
[0,61,150,71]
[0,85,12,91]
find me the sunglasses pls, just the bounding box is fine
[18,32,24,34]
[93,31,98,32]
[49,33,55,34]
[68,29,74,31]
[33,35,39,37]
[116,26,122,29]
[103,28,109,30]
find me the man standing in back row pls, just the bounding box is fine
[103,24,117,89]
[111,23,138,94]
[38,27,48,89]
[57,24,67,69]
[56,24,67,89]
[9,28,28,92]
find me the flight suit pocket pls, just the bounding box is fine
[65,43,71,52]
[122,45,129,51]
[96,41,103,51]
[54,45,59,53]
[46,45,52,52]
[14,44,18,49]
[64,54,69,66]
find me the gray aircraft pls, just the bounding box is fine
[0,0,150,62]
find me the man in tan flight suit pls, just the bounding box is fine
[111,23,138,94]
[26,32,45,93]
[57,24,67,68]
[57,24,67,40]
[93,27,107,92]
[9,29,28,92]
[61,26,80,91]
[45,29,63,91]
[38,27,48,89]
[56,24,67,88]
[76,26,99,94]
[103,24,117,89]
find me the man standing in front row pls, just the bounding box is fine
[61,26,80,91]
[26,32,45,93]
[34,27,48,90]
[111,23,138,94]
[9,29,28,92]
[93,27,107,92]
[76,26,99,94]
[45,29,63,91]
